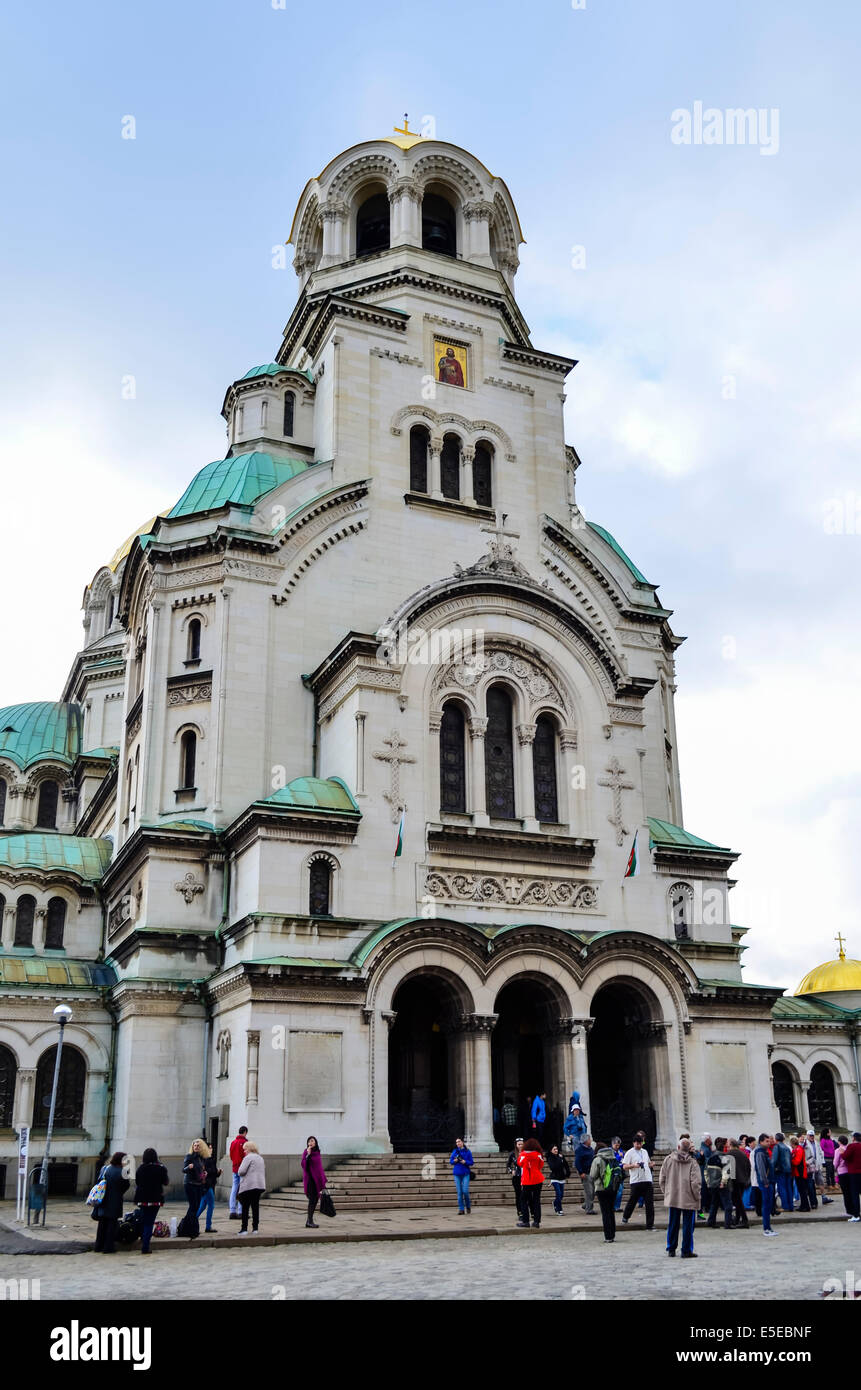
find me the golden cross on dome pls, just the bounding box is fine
[394,113,415,136]
[835,932,847,959]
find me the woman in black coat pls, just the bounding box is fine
[547,1144,571,1214]
[94,1151,130,1254]
[181,1139,207,1232]
[134,1149,169,1254]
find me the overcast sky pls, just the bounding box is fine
[1,0,857,990]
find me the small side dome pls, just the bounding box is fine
[796,942,861,996]
[0,702,82,770]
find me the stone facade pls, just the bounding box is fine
[1,131,858,1194]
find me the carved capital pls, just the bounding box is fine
[515,722,537,747]
[462,198,494,222]
[390,175,421,203]
[559,727,578,752]
[468,716,488,741]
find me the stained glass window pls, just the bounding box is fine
[441,434,460,500]
[533,715,559,822]
[472,443,493,508]
[440,703,466,813]
[485,686,515,819]
[410,425,429,494]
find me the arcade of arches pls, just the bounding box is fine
[385,966,673,1153]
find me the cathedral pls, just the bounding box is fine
[1,127,859,1197]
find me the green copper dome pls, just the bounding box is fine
[0,833,113,882]
[263,776,360,814]
[168,452,314,519]
[0,702,82,770]
[238,363,314,383]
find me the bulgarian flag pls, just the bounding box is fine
[393,809,405,866]
[624,830,641,878]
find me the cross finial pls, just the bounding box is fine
[394,113,414,136]
[836,932,847,960]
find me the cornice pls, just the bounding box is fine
[426,824,596,869]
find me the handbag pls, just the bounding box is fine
[86,1166,107,1207]
[319,1189,336,1219]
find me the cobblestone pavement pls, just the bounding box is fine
[2,1221,857,1300]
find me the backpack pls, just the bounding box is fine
[602,1158,623,1194]
[176,1211,200,1239]
[705,1156,724,1189]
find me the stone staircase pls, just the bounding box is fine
[265,1150,673,1213]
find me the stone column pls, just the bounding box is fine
[461,445,476,506]
[463,200,494,265]
[463,1014,498,1153]
[799,1079,812,1129]
[390,176,421,247]
[364,1006,396,1151]
[33,906,47,952]
[428,711,442,821]
[60,784,78,833]
[553,1018,594,1131]
[516,722,538,832]
[468,716,489,827]
[429,435,443,499]
[320,198,347,266]
[1,904,15,949]
[355,711,367,795]
[558,727,579,830]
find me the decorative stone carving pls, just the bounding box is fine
[597,757,635,846]
[434,645,570,718]
[373,730,416,822]
[483,375,534,395]
[168,679,212,706]
[425,313,483,336]
[175,872,205,904]
[424,870,599,911]
[467,716,488,740]
[516,723,537,746]
[370,347,423,366]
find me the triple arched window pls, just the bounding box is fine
[439,688,560,824]
[407,426,493,508]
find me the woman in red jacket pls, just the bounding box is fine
[517,1139,545,1229]
[790,1138,811,1212]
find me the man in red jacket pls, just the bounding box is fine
[229,1126,249,1220]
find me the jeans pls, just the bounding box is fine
[230,1172,241,1214]
[139,1205,158,1252]
[731,1183,749,1226]
[197,1187,215,1230]
[807,1175,819,1209]
[706,1186,732,1228]
[851,1173,861,1218]
[614,1180,624,1211]
[454,1172,471,1212]
[666,1207,695,1255]
[511,1176,522,1218]
[580,1173,595,1213]
[521,1184,541,1226]
[761,1183,774,1231]
[824,1159,836,1187]
[776,1172,794,1214]
[596,1188,617,1240]
[623,1182,654,1227]
[550,1179,565,1212]
[838,1172,859,1216]
[239,1188,262,1232]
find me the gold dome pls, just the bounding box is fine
[796,941,861,996]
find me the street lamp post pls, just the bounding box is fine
[38,1004,73,1194]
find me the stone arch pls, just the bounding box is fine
[328,152,399,206]
[303,848,340,916]
[771,1057,801,1130]
[390,404,516,461]
[292,192,322,273]
[411,152,484,203]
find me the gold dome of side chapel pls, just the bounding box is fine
[796,936,861,996]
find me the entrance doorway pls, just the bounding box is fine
[388,974,464,1151]
[492,978,563,1149]
[587,982,659,1150]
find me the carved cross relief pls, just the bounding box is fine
[373,729,416,822]
[597,757,635,846]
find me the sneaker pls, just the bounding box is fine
[516,1221,529,1229]
[251,1229,259,1235]
[763,1229,778,1236]
[667,1249,676,1257]
[604,1238,615,1243]
[206,1228,217,1234]
[681,1251,698,1258]
[239,1231,248,1236]
[848,1216,861,1223]
[823,1197,834,1204]
[621,1218,629,1224]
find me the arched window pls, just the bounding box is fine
[32,1045,85,1129]
[187,618,202,662]
[0,776,6,825]
[45,897,67,950]
[283,390,295,438]
[36,780,59,829]
[409,425,429,494]
[0,1043,15,1128]
[532,714,559,822]
[772,1062,797,1129]
[422,192,457,257]
[260,398,268,432]
[485,685,516,820]
[14,894,35,948]
[441,433,461,500]
[180,731,197,790]
[472,443,493,508]
[809,1062,838,1130]
[308,857,332,916]
[670,883,693,940]
[356,191,390,256]
[440,702,467,814]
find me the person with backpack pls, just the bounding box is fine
[93,1151,130,1254]
[660,1137,702,1257]
[621,1133,655,1229]
[574,1134,596,1214]
[590,1140,622,1243]
[180,1138,206,1237]
[448,1136,474,1216]
[237,1141,266,1234]
[546,1144,571,1214]
[517,1138,545,1229]
[704,1137,733,1229]
[195,1140,222,1234]
[134,1148,169,1254]
[228,1125,249,1221]
[611,1136,626,1211]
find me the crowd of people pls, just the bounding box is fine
[89,1128,328,1252]
[492,1123,861,1251]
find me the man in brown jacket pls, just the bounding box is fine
[660,1138,702,1258]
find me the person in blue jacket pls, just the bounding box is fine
[449,1137,474,1214]
[531,1093,547,1144]
[564,1092,588,1147]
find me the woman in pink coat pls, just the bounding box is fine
[301,1136,327,1229]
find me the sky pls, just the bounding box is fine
[0,0,858,990]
